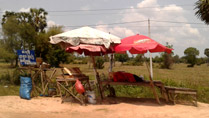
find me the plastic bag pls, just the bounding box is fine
[19,76,32,100]
[75,79,85,94]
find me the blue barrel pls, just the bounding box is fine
[19,76,32,100]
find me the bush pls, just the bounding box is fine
[160,53,173,69]
[0,71,11,85]
[0,69,23,85]
[95,56,105,69]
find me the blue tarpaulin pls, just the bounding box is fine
[19,76,32,100]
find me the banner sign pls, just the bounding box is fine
[17,50,36,66]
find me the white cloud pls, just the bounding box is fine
[95,22,135,38]
[19,8,30,12]
[137,0,158,8]
[47,20,59,27]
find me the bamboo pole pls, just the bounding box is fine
[91,56,104,100]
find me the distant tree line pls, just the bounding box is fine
[114,45,209,68]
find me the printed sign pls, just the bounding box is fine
[17,50,36,66]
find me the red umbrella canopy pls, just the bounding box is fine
[114,34,173,54]
[65,44,115,56]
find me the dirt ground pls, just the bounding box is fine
[0,96,209,118]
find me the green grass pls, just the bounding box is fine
[0,62,209,103]
[0,85,19,96]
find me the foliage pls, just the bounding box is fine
[95,56,105,69]
[0,69,21,85]
[1,8,48,67]
[126,54,144,66]
[204,48,209,57]
[115,53,129,65]
[184,47,199,67]
[196,57,206,66]
[153,55,163,63]
[72,56,88,64]
[160,42,173,69]
[39,26,69,67]
[173,54,180,63]
[0,42,16,63]
[204,48,209,65]
[195,0,209,25]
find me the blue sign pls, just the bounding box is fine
[17,50,36,66]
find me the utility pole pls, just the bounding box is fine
[148,19,151,37]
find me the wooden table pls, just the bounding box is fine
[56,75,91,105]
[164,86,197,106]
[100,80,168,102]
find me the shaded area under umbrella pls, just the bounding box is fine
[50,26,121,100]
[114,34,173,104]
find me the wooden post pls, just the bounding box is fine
[91,56,104,100]
[109,54,114,72]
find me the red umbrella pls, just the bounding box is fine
[114,34,172,54]
[114,34,173,104]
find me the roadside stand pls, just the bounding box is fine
[17,50,57,98]
[50,26,121,104]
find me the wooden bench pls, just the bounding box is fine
[164,86,197,106]
[100,80,169,102]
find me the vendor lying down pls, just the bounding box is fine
[109,71,146,82]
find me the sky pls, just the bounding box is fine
[0,0,209,57]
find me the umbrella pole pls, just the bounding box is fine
[149,52,153,78]
[144,54,161,104]
[109,54,114,72]
[91,56,104,100]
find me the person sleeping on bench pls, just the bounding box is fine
[109,71,146,83]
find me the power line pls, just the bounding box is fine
[151,20,205,25]
[0,19,207,30]
[63,20,148,28]
[47,4,194,13]
[0,4,194,14]
[62,20,206,28]
[49,8,193,16]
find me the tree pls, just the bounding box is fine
[0,41,15,63]
[43,26,69,67]
[184,47,199,67]
[1,16,21,66]
[160,42,173,69]
[29,8,48,33]
[115,53,129,65]
[1,8,48,66]
[173,54,180,63]
[204,48,209,65]
[153,55,163,63]
[131,54,144,66]
[195,0,209,25]
[2,8,48,53]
